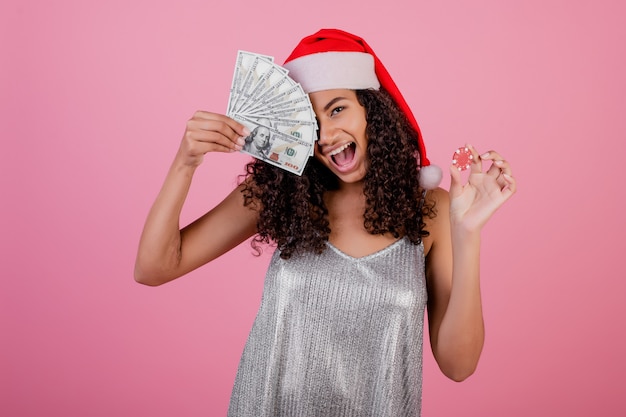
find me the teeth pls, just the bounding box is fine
[329,143,352,156]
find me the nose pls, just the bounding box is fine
[317,121,337,146]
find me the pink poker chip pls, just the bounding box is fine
[452,147,473,171]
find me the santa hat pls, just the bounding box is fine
[283,28,442,189]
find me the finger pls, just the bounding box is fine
[486,159,513,179]
[466,144,483,174]
[190,118,244,142]
[200,141,241,154]
[479,150,511,178]
[186,119,247,152]
[187,134,241,155]
[185,128,245,152]
[449,164,463,198]
[190,111,251,138]
[496,172,508,189]
[501,173,517,198]
[479,150,504,161]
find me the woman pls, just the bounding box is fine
[135,29,516,416]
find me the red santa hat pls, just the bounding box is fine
[283,28,442,189]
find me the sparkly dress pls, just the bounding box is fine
[228,238,427,417]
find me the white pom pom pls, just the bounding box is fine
[419,165,443,190]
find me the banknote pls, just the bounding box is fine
[236,63,288,114]
[232,114,311,175]
[229,53,270,114]
[226,50,317,174]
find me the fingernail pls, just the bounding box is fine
[481,152,490,158]
[494,160,503,165]
[236,137,245,146]
[234,144,243,151]
[242,127,251,136]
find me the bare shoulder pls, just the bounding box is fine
[422,187,450,256]
[427,187,450,207]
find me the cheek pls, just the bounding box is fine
[352,112,368,144]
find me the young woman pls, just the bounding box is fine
[135,29,516,416]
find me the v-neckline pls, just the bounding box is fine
[325,238,408,261]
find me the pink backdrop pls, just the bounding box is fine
[2,0,625,415]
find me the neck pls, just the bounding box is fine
[336,178,365,194]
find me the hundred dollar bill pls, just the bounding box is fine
[245,83,304,114]
[242,95,316,123]
[227,51,250,114]
[232,114,312,175]
[263,94,311,112]
[236,62,288,114]
[246,105,316,121]
[226,50,318,172]
[227,51,274,114]
[231,56,265,113]
[239,113,317,157]
[226,52,243,114]
[237,81,318,152]
[237,114,315,148]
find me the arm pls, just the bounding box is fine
[134,111,256,286]
[425,145,516,381]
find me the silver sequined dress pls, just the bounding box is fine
[228,238,427,417]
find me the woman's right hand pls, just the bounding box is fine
[177,111,250,167]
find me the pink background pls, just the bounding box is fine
[2,0,625,415]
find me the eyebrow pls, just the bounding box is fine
[323,97,347,112]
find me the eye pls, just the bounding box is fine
[330,106,344,116]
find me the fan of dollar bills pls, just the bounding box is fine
[226,50,318,175]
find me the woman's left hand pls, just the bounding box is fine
[448,144,516,232]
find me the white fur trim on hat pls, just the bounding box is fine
[283,52,380,93]
[419,165,443,190]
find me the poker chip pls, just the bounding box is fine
[452,147,473,171]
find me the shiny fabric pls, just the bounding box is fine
[228,238,427,417]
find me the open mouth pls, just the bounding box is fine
[329,142,356,167]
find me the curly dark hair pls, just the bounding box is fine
[240,88,436,259]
